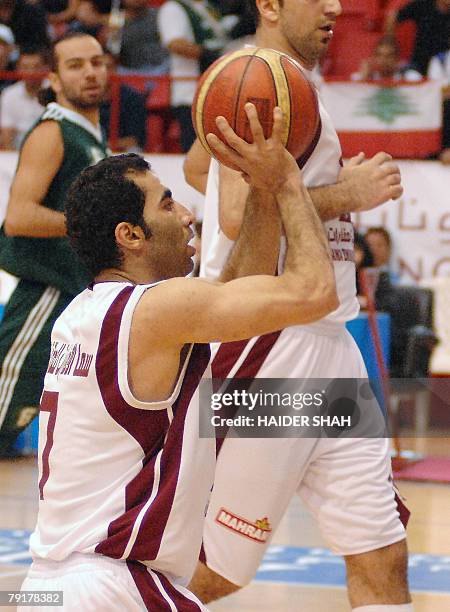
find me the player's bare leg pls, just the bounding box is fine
[189,561,241,603]
[345,539,412,609]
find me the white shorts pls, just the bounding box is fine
[202,327,408,586]
[19,553,208,611]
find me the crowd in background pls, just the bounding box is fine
[0,0,448,156]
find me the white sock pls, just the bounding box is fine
[352,605,413,611]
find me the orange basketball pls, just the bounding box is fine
[192,47,320,166]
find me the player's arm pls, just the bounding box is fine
[218,151,403,239]
[3,121,66,238]
[218,185,280,281]
[139,177,336,344]
[136,106,338,344]
[183,138,211,194]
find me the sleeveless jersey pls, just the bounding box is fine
[200,71,359,334]
[0,103,109,297]
[29,281,214,583]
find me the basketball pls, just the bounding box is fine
[192,47,320,166]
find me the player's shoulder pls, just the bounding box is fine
[40,103,66,123]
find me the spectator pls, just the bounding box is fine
[68,0,107,39]
[0,24,15,92]
[385,0,450,76]
[99,51,147,152]
[365,226,401,285]
[108,0,169,78]
[0,46,48,149]
[352,36,421,81]
[428,41,450,163]
[157,0,228,152]
[219,0,256,51]
[40,0,80,25]
[0,0,50,49]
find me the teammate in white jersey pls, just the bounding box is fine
[20,111,339,612]
[184,2,413,611]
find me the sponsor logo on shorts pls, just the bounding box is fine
[215,508,272,543]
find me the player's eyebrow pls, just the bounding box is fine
[160,189,173,202]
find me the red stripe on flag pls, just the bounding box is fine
[337,130,441,158]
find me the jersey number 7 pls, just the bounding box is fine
[38,390,59,500]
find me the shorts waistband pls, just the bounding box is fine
[29,552,127,578]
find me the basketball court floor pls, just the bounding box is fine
[0,436,449,612]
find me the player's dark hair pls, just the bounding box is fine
[366,226,392,247]
[65,154,152,277]
[38,33,97,106]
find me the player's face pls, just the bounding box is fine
[131,171,196,279]
[278,0,342,69]
[51,36,107,110]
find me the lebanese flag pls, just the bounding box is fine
[320,80,442,158]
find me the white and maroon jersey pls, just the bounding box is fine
[29,281,215,583]
[201,73,359,335]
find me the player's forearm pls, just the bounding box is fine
[4,202,67,238]
[277,176,336,301]
[308,180,357,221]
[221,180,357,238]
[219,187,280,283]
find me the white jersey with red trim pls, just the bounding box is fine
[29,281,214,583]
[200,78,359,334]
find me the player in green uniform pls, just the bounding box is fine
[0,33,109,454]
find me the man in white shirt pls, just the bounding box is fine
[0,46,48,149]
[157,0,227,151]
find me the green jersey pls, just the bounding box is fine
[0,103,109,297]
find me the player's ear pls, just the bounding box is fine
[115,222,146,251]
[257,0,281,23]
[48,71,61,96]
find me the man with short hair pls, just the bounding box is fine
[185,1,413,610]
[0,33,108,455]
[0,46,48,149]
[19,108,338,610]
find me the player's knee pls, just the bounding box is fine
[188,561,242,603]
[345,539,409,600]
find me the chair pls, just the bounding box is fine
[375,278,437,434]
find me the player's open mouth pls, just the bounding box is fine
[319,25,334,40]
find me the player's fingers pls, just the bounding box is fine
[206,133,245,169]
[245,103,265,146]
[380,162,401,176]
[271,106,285,142]
[347,152,365,168]
[214,115,248,153]
[390,184,403,200]
[371,151,392,165]
[387,172,402,185]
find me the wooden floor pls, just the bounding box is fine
[0,435,449,612]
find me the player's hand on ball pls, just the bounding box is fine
[206,103,299,192]
[339,151,403,211]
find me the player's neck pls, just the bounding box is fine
[59,99,100,126]
[95,267,160,286]
[255,28,315,71]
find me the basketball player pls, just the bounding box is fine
[0,33,108,455]
[19,106,339,611]
[185,2,413,611]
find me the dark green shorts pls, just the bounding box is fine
[0,280,71,454]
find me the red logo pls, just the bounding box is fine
[215,508,272,543]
